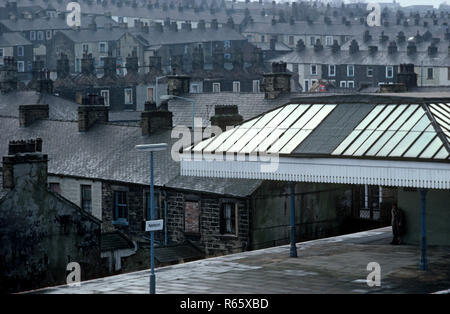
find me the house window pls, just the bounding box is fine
[82,44,89,53]
[325,36,333,46]
[37,31,44,41]
[310,64,317,75]
[253,80,260,93]
[17,61,24,72]
[101,90,110,106]
[340,81,347,88]
[190,84,199,94]
[386,66,394,79]
[46,30,52,40]
[212,82,221,93]
[113,191,128,224]
[220,203,237,235]
[233,81,240,93]
[427,68,433,80]
[184,201,200,234]
[30,31,36,40]
[147,87,154,101]
[289,36,294,45]
[81,185,92,213]
[48,183,61,195]
[367,67,373,77]
[17,46,24,57]
[124,88,133,104]
[347,81,355,88]
[328,65,336,77]
[347,65,354,77]
[99,42,107,53]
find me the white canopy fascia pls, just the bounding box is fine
[180,153,450,189]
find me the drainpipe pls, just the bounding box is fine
[419,188,428,270]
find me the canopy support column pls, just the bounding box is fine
[419,188,428,271]
[290,182,297,258]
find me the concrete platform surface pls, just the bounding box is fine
[32,227,450,294]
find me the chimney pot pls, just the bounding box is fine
[210,105,243,131]
[141,102,173,135]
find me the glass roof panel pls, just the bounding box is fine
[265,105,298,128]
[277,105,310,129]
[419,137,443,159]
[378,105,408,130]
[240,128,276,154]
[365,105,396,130]
[430,105,450,121]
[389,105,419,130]
[434,116,450,132]
[279,130,313,154]
[257,129,286,153]
[399,108,425,131]
[192,136,215,152]
[376,131,408,156]
[366,130,395,156]
[290,105,324,129]
[354,105,386,130]
[268,129,300,154]
[343,130,374,156]
[434,146,449,159]
[410,114,431,132]
[213,118,262,153]
[389,131,422,157]
[353,130,384,156]
[403,126,436,158]
[302,105,336,130]
[252,107,284,129]
[434,103,450,116]
[332,130,362,155]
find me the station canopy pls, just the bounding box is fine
[181,96,450,189]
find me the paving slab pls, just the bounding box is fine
[29,227,450,294]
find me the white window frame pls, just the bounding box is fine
[17,61,25,72]
[386,66,394,79]
[310,64,317,75]
[310,36,315,46]
[367,67,373,77]
[325,36,333,46]
[100,90,110,107]
[232,81,240,93]
[328,64,336,77]
[124,88,133,104]
[212,82,221,93]
[37,31,44,41]
[340,81,347,88]
[347,65,354,77]
[190,84,200,94]
[30,31,36,41]
[304,79,309,92]
[252,80,260,93]
[347,81,355,88]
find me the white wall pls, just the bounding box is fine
[48,175,103,220]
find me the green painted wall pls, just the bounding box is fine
[398,188,450,246]
[250,181,352,250]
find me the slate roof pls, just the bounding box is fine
[167,92,296,127]
[270,47,450,67]
[0,32,32,47]
[0,91,79,121]
[0,15,117,31]
[101,231,135,252]
[129,27,246,47]
[0,116,261,197]
[242,21,365,36]
[254,41,292,52]
[58,28,126,43]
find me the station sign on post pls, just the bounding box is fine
[145,219,164,232]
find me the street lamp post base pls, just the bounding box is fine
[150,273,156,294]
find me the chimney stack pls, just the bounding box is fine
[19,104,49,127]
[198,20,206,30]
[397,31,406,43]
[81,53,95,75]
[149,56,162,73]
[363,30,372,43]
[38,69,54,94]
[428,43,438,56]
[141,101,173,135]
[211,19,219,29]
[78,94,109,132]
[296,39,305,52]
[407,41,417,55]
[2,138,47,190]
[0,56,18,93]
[397,63,417,89]
[349,40,359,54]
[57,53,70,79]
[153,22,163,32]
[270,38,276,51]
[262,62,292,99]
[388,41,398,54]
[379,31,388,43]
[314,38,323,52]
[210,105,243,131]
[102,55,117,77]
[369,45,378,54]
[126,51,139,73]
[331,40,341,53]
